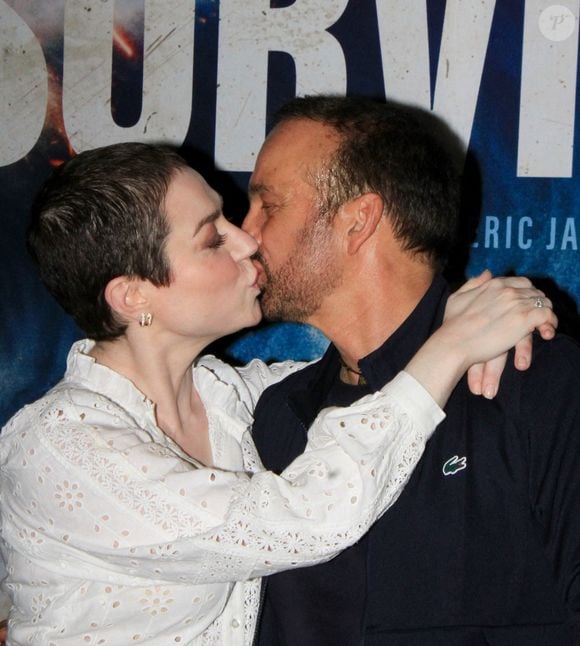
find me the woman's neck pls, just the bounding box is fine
[89,336,213,465]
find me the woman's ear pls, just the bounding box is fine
[104,276,150,323]
[339,192,385,255]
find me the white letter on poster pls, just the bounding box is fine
[62,0,194,152]
[518,1,579,177]
[216,0,348,171]
[0,1,48,166]
[377,1,496,154]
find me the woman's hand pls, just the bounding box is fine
[405,271,558,407]
[447,271,557,398]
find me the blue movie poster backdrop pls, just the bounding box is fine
[1,0,578,426]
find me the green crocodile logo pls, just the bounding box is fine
[442,455,467,476]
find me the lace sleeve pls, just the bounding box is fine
[0,372,443,586]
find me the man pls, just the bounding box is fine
[242,96,580,645]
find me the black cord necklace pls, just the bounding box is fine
[339,357,367,385]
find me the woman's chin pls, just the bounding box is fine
[245,308,263,330]
[225,306,263,337]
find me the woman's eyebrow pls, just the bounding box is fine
[194,208,222,236]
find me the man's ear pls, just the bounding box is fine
[339,192,385,255]
[104,276,150,323]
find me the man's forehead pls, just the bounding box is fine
[263,119,337,156]
[248,170,304,199]
[252,126,332,187]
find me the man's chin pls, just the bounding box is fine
[260,297,308,324]
[258,293,284,322]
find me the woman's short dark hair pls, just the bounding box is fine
[274,95,462,269]
[27,142,190,341]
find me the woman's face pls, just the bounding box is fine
[149,168,262,342]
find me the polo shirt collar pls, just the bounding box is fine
[287,274,450,425]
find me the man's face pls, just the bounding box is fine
[242,119,343,322]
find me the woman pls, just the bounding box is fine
[0,143,555,645]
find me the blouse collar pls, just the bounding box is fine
[64,339,181,451]
[63,340,246,469]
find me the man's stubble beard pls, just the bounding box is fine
[258,214,343,323]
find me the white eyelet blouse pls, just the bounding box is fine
[0,340,443,645]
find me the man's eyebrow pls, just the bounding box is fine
[193,208,221,236]
[248,182,270,196]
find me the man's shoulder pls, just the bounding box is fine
[492,332,580,419]
[251,358,327,468]
[255,357,323,406]
[497,331,579,381]
[525,331,580,377]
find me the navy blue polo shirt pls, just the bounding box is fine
[251,275,580,645]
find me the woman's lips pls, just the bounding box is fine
[251,258,267,288]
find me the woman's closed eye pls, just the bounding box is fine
[208,233,227,249]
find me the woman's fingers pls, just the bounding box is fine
[454,269,493,294]
[465,291,558,399]
[467,354,508,399]
[514,334,533,370]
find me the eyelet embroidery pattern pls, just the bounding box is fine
[198,403,426,574]
[241,431,263,474]
[40,407,207,538]
[199,614,223,645]
[54,480,84,512]
[140,586,174,616]
[0,346,438,644]
[30,591,49,625]
[242,578,261,643]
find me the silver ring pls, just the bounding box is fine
[533,297,545,308]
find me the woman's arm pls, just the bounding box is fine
[0,278,555,586]
[0,373,438,584]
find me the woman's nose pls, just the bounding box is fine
[229,223,258,261]
[241,208,264,244]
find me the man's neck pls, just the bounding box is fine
[307,263,434,371]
